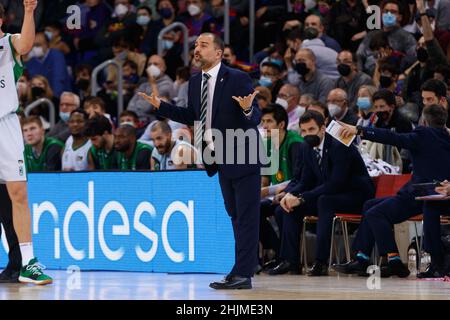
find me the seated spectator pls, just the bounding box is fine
[127,55,175,125]
[258,60,284,103]
[304,14,342,52]
[181,0,212,43]
[73,64,93,107]
[268,111,374,276]
[47,92,81,143]
[356,0,417,76]
[17,73,30,111]
[288,48,335,103]
[114,124,153,170]
[25,32,70,97]
[173,66,191,108]
[44,21,71,56]
[335,50,373,108]
[26,75,59,128]
[150,121,197,170]
[119,110,140,127]
[306,100,331,125]
[255,86,273,110]
[22,116,64,172]
[275,84,305,133]
[85,116,117,170]
[62,109,92,171]
[421,79,450,128]
[355,85,378,127]
[299,93,314,109]
[223,45,256,73]
[160,29,186,80]
[122,60,140,105]
[326,88,358,125]
[83,97,114,128]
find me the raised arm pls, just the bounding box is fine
[11,0,37,56]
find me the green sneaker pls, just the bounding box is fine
[19,258,53,285]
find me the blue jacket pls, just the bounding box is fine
[289,134,375,203]
[156,64,262,179]
[362,126,450,194]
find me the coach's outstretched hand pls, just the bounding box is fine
[138,92,161,109]
[232,90,259,111]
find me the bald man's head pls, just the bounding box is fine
[149,55,167,74]
[114,124,137,152]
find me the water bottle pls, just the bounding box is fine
[408,248,417,276]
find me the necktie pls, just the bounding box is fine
[315,148,322,168]
[196,72,210,150]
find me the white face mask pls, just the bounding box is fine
[147,64,161,78]
[328,103,341,118]
[275,97,289,109]
[115,3,129,17]
[187,4,201,16]
[297,105,306,117]
[29,46,45,59]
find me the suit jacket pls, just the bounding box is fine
[155,63,262,179]
[361,126,450,195]
[289,134,375,203]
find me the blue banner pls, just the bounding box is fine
[0,171,235,273]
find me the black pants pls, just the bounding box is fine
[259,199,280,259]
[0,184,21,270]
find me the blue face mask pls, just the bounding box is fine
[137,15,151,26]
[382,12,397,27]
[59,111,71,122]
[163,40,174,50]
[259,76,273,87]
[357,97,372,110]
[44,31,53,41]
[159,8,173,19]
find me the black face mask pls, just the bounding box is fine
[31,86,45,98]
[379,75,393,88]
[77,79,90,91]
[294,62,309,76]
[376,111,391,123]
[337,64,352,77]
[304,134,321,148]
[303,27,319,40]
[416,47,429,63]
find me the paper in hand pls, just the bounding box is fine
[326,120,356,147]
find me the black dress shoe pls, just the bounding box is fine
[380,259,410,278]
[209,276,252,290]
[262,259,279,272]
[417,264,446,279]
[307,261,328,276]
[0,269,20,283]
[332,259,370,276]
[266,260,299,275]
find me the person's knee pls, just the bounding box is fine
[7,183,28,205]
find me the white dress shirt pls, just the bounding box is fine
[201,62,221,147]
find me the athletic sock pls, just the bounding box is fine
[387,253,401,262]
[19,242,34,266]
[356,251,369,261]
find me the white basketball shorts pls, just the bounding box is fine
[0,113,27,182]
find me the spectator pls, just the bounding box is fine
[258,60,284,103]
[375,62,404,107]
[22,116,64,172]
[327,88,358,125]
[327,0,368,52]
[304,14,341,52]
[128,54,175,125]
[150,121,197,170]
[114,124,153,170]
[173,66,191,108]
[255,86,273,110]
[288,48,335,103]
[83,97,112,121]
[181,0,212,43]
[47,92,80,143]
[275,84,305,133]
[44,21,70,56]
[306,99,331,124]
[421,79,450,127]
[355,85,378,127]
[62,109,92,171]
[73,64,93,107]
[25,32,71,97]
[160,29,185,80]
[119,110,141,127]
[122,59,140,106]
[357,0,417,76]
[85,116,117,170]
[335,50,374,108]
[26,75,59,128]
[299,93,315,109]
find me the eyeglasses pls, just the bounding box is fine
[277,93,291,99]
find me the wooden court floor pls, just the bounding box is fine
[1,270,450,300]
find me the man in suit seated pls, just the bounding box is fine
[336,104,450,278]
[267,110,375,276]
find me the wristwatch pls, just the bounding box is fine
[297,194,305,204]
[419,11,428,17]
[243,106,253,115]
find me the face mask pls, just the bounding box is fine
[212,7,224,18]
[376,111,391,123]
[147,64,161,78]
[187,4,201,16]
[31,86,45,98]
[44,31,54,41]
[303,27,319,40]
[59,111,71,122]
[304,134,321,147]
[328,103,342,118]
[294,62,309,76]
[115,4,129,17]
[382,12,397,27]
[275,97,289,109]
[163,39,174,50]
[357,97,372,110]
[136,15,151,26]
[337,64,352,77]
[379,75,393,88]
[116,50,127,61]
[258,76,272,87]
[77,79,90,91]
[416,47,429,63]
[159,8,173,19]
[29,46,45,59]
[304,0,317,11]
[318,5,329,16]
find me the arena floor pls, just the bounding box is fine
[1,271,450,300]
